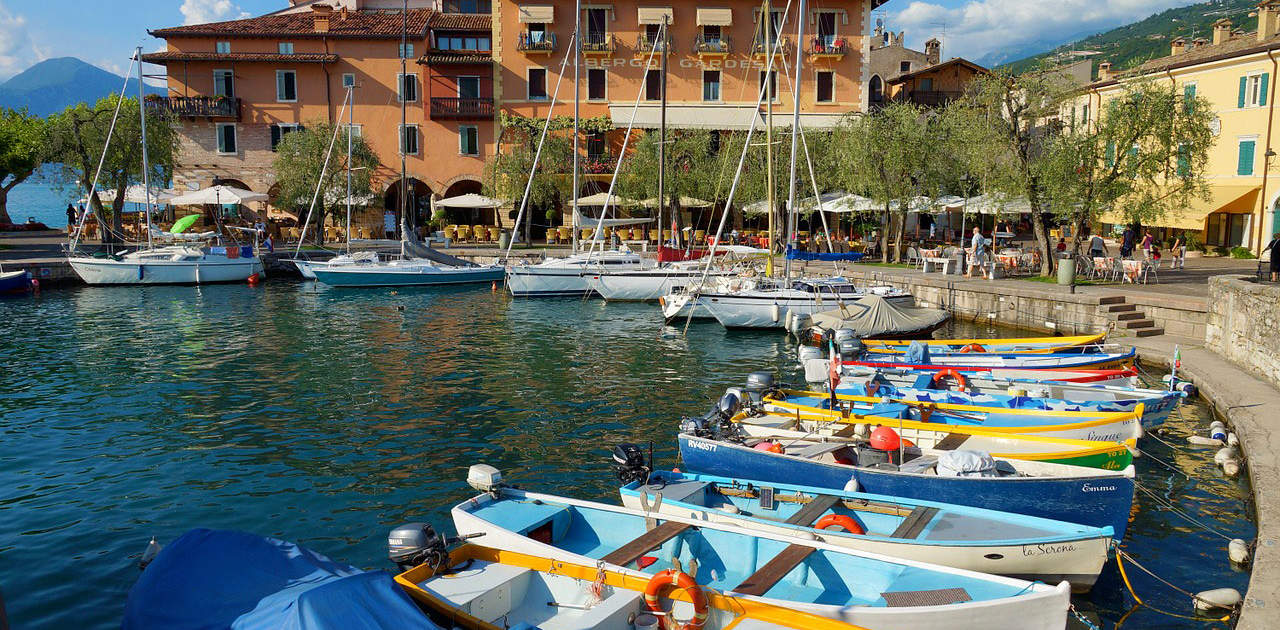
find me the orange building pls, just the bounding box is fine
[885,57,987,108]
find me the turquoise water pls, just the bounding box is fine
[0,283,1253,629]
[6,167,72,228]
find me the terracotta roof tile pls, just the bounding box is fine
[1091,32,1280,86]
[428,13,490,31]
[142,51,339,64]
[150,8,432,40]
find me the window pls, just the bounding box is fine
[270,123,302,151]
[344,124,363,139]
[1082,104,1090,126]
[645,69,661,100]
[398,73,419,102]
[586,132,606,159]
[437,35,491,51]
[1238,138,1257,176]
[400,124,419,155]
[869,75,883,103]
[587,68,607,100]
[919,77,934,92]
[458,76,480,99]
[443,0,491,13]
[900,61,911,73]
[216,123,237,154]
[459,125,479,156]
[759,70,777,101]
[527,68,547,100]
[816,12,837,46]
[213,69,234,97]
[528,23,547,44]
[703,70,721,101]
[342,73,356,88]
[1240,73,1269,108]
[586,8,609,42]
[644,23,663,47]
[276,70,297,102]
[215,41,231,54]
[278,42,294,55]
[702,25,721,44]
[399,43,414,58]
[816,71,834,103]
[757,9,783,42]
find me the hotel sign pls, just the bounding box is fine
[584,57,768,70]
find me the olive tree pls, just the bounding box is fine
[0,108,46,225]
[272,122,380,245]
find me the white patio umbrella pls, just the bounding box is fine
[639,195,712,208]
[825,194,877,213]
[81,185,178,204]
[170,185,268,206]
[436,193,504,208]
[571,191,642,207]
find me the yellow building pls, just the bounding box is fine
[1074,1,1280,253]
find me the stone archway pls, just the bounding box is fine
[382,178,433,236]
[441,178,487,226]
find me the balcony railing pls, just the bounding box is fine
[903,90,963,107]
[582,32,617,54]
[751,36,791,55]
[806,37,847,57]
[146,95,240,119]
[517,32,556,53]
[430,97,495,119]
[637,33,672,53]
[694,35,732,54]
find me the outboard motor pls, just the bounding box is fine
[612,443,650,484]
[833,328,856,343]
[838,339,865,361]
[388,523,447,572]
[742,371,778,404]
[713,390,742,420]
[797,345,824,363]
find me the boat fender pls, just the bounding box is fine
[1187,436,1225,447]
[1228,432,1240,448]
[754,441,783,454]
[869,426,900,451]
[842,476,859,492]
[644,566,709,630]
[930,369,968,392]
[959,343,986,353]
[1229,538,1251,565]
[1209,420,1226,430]
[814,514,866,535]
[1210,426,1228,442]
[1193,588,1241,611]
[771,303,781,323]
[1214,447,1239,466]
[1223,459,1242,477]
[30,278,39,291]
[783,310,793,329]
[853,423,869,439]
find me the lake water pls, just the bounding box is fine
[0,283,1254,629]
[6,167,72,228]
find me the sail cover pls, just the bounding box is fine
[809,295,950,339]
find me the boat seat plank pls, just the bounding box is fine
[880,587,971,607]
[932,433,970,451]
[601,521,691,567]
[733,544,815,597]
[797,442,845,459]
[889,507,939,539]
[784,494,840,527]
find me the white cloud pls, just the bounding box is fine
[887,0,1202,64]
[179,0,250,26]
[0,2,43,80]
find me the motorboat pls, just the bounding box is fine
[803,295,951,340]
[587,260,738,301]
[698,277,915,329]
[0,267,32,294]
[506,249,651,297]
[312,258,504,287]
[617,469,1112,590]
[68,245,264,285]
[846,348,1138,371]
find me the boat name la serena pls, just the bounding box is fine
[1022,543,1078,557]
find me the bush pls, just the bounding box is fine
[1213,246,1230,256]
[1185,232,1204,252]
[1230,246,1257,259]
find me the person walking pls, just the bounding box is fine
[1263,233,1280,282]
[1087,230,1108,259]
[1140,229,1154,261]
[1170,235,1186,270]
[966,226,987,278]
[1120,226,1135,259]
[65,204,77,229]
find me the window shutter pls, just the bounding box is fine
[270,125,281,149]
[1239,140,1256,176]
[1262,73,1270,106]
[1239,76,1248,108]
[1177,144,1190,177]
[1105,142,1115,167]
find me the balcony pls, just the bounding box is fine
[517,32,556,54]
[694,35,732,55]
[636,33,672,54]
[806,37,847,58]
[430,97,495,119]
[145,95,240,120]
[751,36,791,56]
[902,90,963,107]
[582,33,617,55]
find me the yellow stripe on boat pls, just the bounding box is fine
[861,333,1106,354]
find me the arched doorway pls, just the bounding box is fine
[207,178,254,225]
[869,75,884,106]
[441,179,486,226]
[382,178,433,236]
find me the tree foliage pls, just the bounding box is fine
[0,108,46,224]
[272,121,380,244]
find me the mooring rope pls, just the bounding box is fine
[1114,546,1234,622]
[1133,482,1235,541]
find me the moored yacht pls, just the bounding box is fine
[290,250,379,280]
[700,277,914,329]
[506,249,651,297]
[68,244,264,285]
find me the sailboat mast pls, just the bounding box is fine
[345,85,353,252]
[784,0,805,281]
[764,0,775,277]
[135,47,154,251]
[570,0,582,253]
[401,0,409,247]
[658,17,667,251]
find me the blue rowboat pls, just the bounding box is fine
[677,432,1136,541]
[452,468,1071,630]
[618,469,1113,590]
[849,347,1137,371]
[312,261,504,287]
[0,269,32,295]
[834,373,1183,427]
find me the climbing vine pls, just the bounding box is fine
[499,112,614,137]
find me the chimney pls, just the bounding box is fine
[312,3,334,33]
[1192,37,1208,49]
[925,38,941,65]
[1098,61,1112,81]
[1213,18,1233,45]
[1170,37,1186,55]
[1261,1,1280,41]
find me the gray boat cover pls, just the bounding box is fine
[402,222,477,267]
[936,450,1000,477]
[810,295,950,340]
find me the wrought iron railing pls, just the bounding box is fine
[146,96,240,119]
[750,36,791,55]
[430,97,495,119]
[806,37,847,56]
[694,35,732,54]
[582,32,617,53]
[516,32,556,52]
[637,33,671,53]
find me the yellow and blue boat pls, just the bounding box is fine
[861,333,1107,354]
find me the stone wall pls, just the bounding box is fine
[1207,275,1280,389]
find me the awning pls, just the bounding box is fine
[696,7,732,25]
[640,196,712,208]
[518,5,554,23]
[608,104,846,131]
[637,7,673,24]
[1097,185,1259,230]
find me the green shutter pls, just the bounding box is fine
[1184,84,1196,113]
[1239,140,1257,176]
[1106,142,1116,167]
[1177,144,1190,177]
[1240,76,1248,108]
[1262,73,1271,106]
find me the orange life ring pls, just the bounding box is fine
[644,569,710,630]
[814,514,866,535]
[959,343,987,353]
[931,369,968,391]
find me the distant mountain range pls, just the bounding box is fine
[0,57,163,117]
[1001,0,1260,76]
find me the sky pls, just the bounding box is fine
[0,0,1208,83]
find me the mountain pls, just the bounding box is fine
[1001,0,1259,76]
[0,57,163,116]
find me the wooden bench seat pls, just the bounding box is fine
[601,521,691,567]
[732,544,815,597]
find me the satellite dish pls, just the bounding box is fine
[876,17,884,27]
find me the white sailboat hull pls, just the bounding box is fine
[68,256,263,285]
[505,267,596,297]
[705,291,915,328]
[589,269,734,301]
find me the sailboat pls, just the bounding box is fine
[67,48,264,286]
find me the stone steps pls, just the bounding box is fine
[1101,296,1164,337]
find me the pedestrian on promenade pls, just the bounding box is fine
[1087,230,1108,259]
[65,204,76,228]
[1170,235,1186,270]
[1263,233,1280,282]
[1055,238,1066,253]
[1140,229,1154,260]
[966,226,987,278]
[1121,226,1135,258]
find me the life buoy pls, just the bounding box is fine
[959,343,987,353]
[930,369,968,391]
[644,569,710,630]
[814,514,866,535]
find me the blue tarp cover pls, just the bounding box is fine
[785,247,866,262]
[122,528,440,630]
